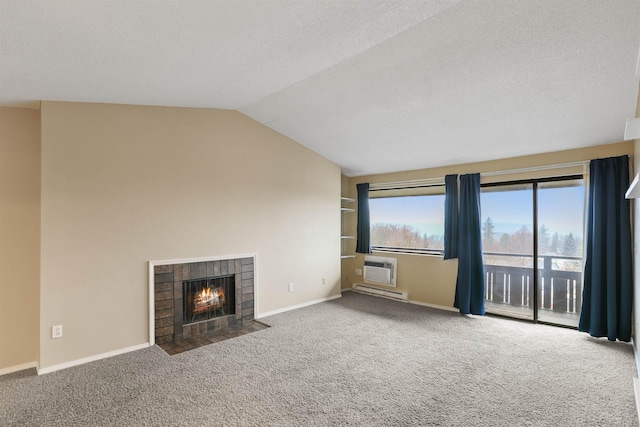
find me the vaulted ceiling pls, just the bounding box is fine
[1,1,639,176]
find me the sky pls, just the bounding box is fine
[369,195,444,237]
[369,182,584,238]
[482,184,584,236]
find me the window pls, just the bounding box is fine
[369,194,445,255]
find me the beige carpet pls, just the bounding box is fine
[1,291,637,426]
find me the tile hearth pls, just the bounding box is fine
[158,320,269,355]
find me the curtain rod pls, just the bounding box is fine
[368,161,588,191]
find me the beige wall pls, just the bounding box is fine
[0,107,40,371]
[344,141,634,308]
[39,101,341,370]
[4,97,636,372]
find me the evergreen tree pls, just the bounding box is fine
[563,232,577,256]
[482,217,497,250]
[499,233,511,251]
[482,217,496,242]
[550,232,560,253]
[538,224,550,254]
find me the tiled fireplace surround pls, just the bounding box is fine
[153,257,255,345]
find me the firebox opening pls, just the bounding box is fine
[183,275,235,325]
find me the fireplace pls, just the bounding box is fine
[183,275,235,325]
[153,256,255,345]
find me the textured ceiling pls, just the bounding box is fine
[1,1,639,176]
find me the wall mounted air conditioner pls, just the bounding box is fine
[364,255,397,287]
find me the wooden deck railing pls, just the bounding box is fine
[483,252,582,314]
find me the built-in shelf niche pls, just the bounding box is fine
[341,197,355,259]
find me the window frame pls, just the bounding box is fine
[368,186,446,256]
[366,174,584,258]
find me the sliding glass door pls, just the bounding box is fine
[480,177,584,327]
[481,184,535,320]
[536,180,584,327]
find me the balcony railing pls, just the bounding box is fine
[371,247,582,318]
[483,252,582,315]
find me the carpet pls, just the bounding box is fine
[1,291,637,426]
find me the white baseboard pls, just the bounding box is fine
[257,294,342,319]
[344,287,457,313]
[37,342,150,375]
[407,299,458,313]
[0,361,38,377]
[35,294,341,375]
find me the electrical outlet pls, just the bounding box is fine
[52,325,63,339]
[355,268,362,276]
[288,283,294,292]
[322,278,326,285]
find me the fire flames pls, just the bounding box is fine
[193,286,224,312]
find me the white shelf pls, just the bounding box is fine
[341,196,355,260]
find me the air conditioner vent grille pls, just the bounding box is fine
[363,255,397,287]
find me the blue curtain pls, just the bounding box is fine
[356,183,371,254]
[454,173,485,315]
[578,155,632,342]
[444,174,459,260]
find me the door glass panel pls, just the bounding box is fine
[481,184,534,320]
[536,180,584,327]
